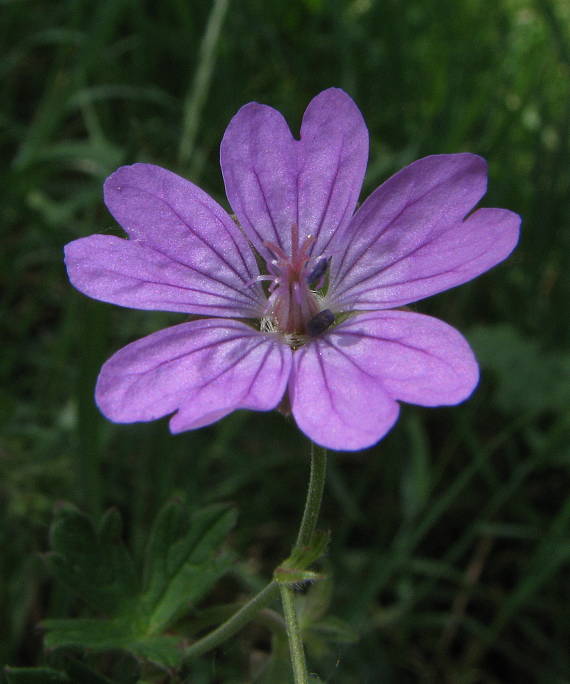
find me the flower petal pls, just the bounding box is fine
[289,310,478,451]
[95,319,292,432]
[220,88,368,259]
[290,332,400,453]
[334,310,479,404]
[65,234,262,317]
[328,154,520,310]
[71,163,264,317]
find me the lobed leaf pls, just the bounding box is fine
[45,506,138,615]
[42,502,236,668]
[141,502,237,633]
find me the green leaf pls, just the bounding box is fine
[43,502,237,668]
[44,505,138,615]
[141,502,237,633]
[43,619,188,669]
[43,618,138,651]
[126,635,189,669]
[298,573,333,624]
[4,668,69,684]
[304,613,360,663]
[310,616,359,644]
[293,579,359,663]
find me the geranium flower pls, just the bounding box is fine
[64,88,520,450]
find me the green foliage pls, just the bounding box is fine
[469,323,570,415]
[5,654,139,684]
[254,635,292,684]
[4,669,69,684]
[42,503,236,668]
[45,506,139,615]
[141,501,237,634]
[301,577,359,660]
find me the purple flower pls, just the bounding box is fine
[64,89,520,451]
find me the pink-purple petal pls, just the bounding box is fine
[297,88,369,256]
[328,154,520,310]
[290,335,400,452]
[290,310,478,451]
[65,235,262,317]
[220,102,297,256]
[99,163,263,316]
[220,88,368,259]
[330,310,479,406]
[95,319,292,431]
[353,208,520,308]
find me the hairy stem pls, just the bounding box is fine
[280,583,309,684]
[184,581,278,661]
[184,442,328,673]
[280,443,328,682]
[295,443,328,549]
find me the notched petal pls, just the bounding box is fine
[221,88,368,259]
[95,319,292,432]
[290,335,399,451]
[290,309,479,450]
[64,234,262,317]
[90,163,264,317]
[330,311,479,406]
[329,154,520,310]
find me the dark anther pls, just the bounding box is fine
[307,309,335,337]
[307,257,330,289]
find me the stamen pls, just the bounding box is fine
[307,309,335,337]
[263,240,288,260]
[307,257,330,289]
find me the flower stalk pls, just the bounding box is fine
[279,583,310,684]
[278,442,328,682]
[295,443,328,550]
[184,443,327,679]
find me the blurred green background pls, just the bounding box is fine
[2,0,569,681]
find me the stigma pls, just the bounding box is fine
[261,223,331,337]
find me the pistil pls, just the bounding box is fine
[263,224,324,336]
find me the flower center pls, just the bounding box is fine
[262,224,328,336]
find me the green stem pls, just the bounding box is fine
[184,443,328,669]
[281,443,327,683]
[279,584,309,684]
[295,443,328,549]
[184,581,279,660]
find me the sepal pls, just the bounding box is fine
[274,530,330,586]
